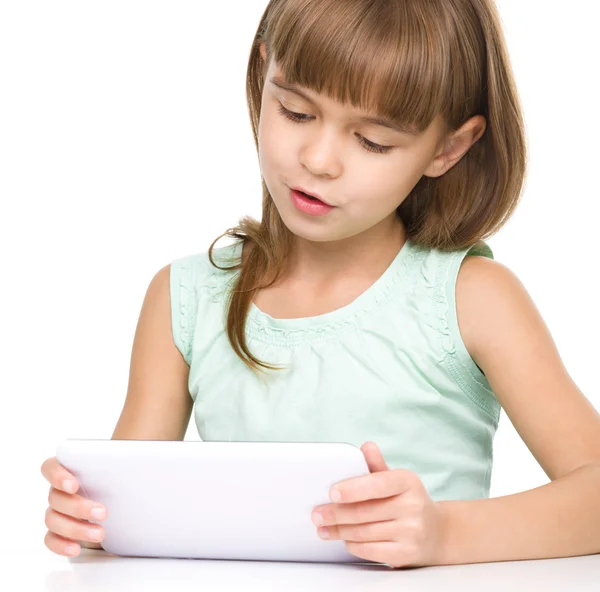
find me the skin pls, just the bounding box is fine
[41,457,106,554]
[40,40,600,568]
[256,41,486,306]
[38,41,488,560]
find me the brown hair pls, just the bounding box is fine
[208,0,528,377]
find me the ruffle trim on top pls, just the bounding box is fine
[202,239,424,346]
[425,241,501,423]
[177,259,197,366]
[201,241,243,301]
[176,243,242,365]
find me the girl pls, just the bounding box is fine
[41,0,600,568]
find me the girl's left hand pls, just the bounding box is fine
[311,441,446,568]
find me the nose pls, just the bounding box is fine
[299,129,343,178]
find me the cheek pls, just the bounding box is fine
[348,164,407,208]
[258,115,292,202]
[372,156,425,201]
[258,113,286,177]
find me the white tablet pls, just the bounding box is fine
[56,439,383,565]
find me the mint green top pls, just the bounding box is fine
[170,238,500,501]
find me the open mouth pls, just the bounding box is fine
[297,191,322,202]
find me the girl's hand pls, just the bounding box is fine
[40,456,107,556]
[311,442,446,568]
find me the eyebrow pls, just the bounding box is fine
[270,76,417,136]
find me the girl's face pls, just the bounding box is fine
[257,46,453,245]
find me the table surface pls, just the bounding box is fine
[10,548,600,591]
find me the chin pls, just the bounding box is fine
[282,215,359,244]
[270,193,352,243]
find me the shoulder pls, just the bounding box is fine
[169,242,243,306]
[456,253,514,291]
[169,243,240,284]
[137,264,172,320]
[154,263,172,284]
[455,254,534,366]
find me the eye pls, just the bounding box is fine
[276,102,394,155]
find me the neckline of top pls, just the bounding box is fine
[228,238,415,338]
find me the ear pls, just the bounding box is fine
[424,115,487,178]
[259,41,267,63]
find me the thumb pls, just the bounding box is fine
[361,441,389,473]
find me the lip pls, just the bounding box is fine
[290,188,335,216]
[289,186,332,206]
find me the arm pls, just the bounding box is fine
[436,463,600,565]
[81,264,194,551]
[434,256,600,565]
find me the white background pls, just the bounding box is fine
[1,1,598,555]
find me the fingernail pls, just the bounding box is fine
[65,544,80,556]
[330,487,341,502]
[91,507,106,520]
[62,479,76,493]
[88,529,103,541]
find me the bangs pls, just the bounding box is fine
[265,0,454,136]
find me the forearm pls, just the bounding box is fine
[434,463,600,565]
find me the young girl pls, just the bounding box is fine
[41,0,600,568]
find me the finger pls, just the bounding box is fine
[331,469,417,504]
[344,541,403,568]
[48,487,107,522]
[314,495,401,527]
[360,442,389,473]
[319,518,397,542]
[41,457,79,494]
[44,530,82,557]
[44,507,105,545]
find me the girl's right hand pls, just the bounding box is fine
[41,456,108,556]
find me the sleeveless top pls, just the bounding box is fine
[169,238,501,502]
